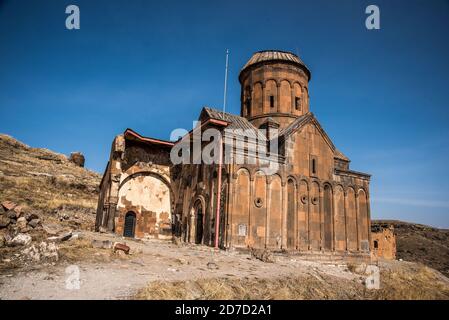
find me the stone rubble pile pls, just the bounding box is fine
[0,200,77,264]
[0,201,43,247]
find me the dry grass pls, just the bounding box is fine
[136,275,364,300]
[58,239,113,264]
[0,134,101,229]
[136,264,449,300]
[58,238,139,264]
[370,265,449,300]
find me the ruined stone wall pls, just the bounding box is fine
[95,161,111,232]
[114,141,172,239]
[371,226,396,260]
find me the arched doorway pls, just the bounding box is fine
[194,201,203,244]
[123,211,136,238]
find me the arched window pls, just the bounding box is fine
[374,240,379,249]
[295,97,301,110]
[246,98,251,116]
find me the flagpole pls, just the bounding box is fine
[215,49,229,249]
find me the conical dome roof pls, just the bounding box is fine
[240,50,311,80]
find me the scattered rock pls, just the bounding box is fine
[25,212,40,222]
[207,262,219,270]
[11,233,32,246]
[0,216,11,228]
[21,242,59,262]
[42,224,63,236]
[13,206,24,218]
[113,242,130,254]
[28,219,40,228]
[59,232,72,242]
[250,248,275,263]
[70,232,82,241]
[17,217,27,230]
[47,232,72,242]
[5,210,16,220]
[1,201,17,211]
[91,239,113,249]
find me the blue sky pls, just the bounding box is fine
[0,0,448,227]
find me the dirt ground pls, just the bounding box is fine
[1,231,448,300]
[0,232,356,299]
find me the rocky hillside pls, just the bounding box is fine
[372,220,449,277]
[0,134,101,230]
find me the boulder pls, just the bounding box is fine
[0,216,11,228]
[69,152,85,167]
[11,233,32,246]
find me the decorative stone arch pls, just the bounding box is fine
[345,186,358,251]
[322,181,333,192]
[251,170,268,248]
[286,175,298,188]
[356,186,369,195]
[286,178,297,249]
[263,78,280,87]
[252,81,264,115]
[357,188,370,251]
[297,178,309,250]
[299,177,310,191]
[322,183,334,251]
[236,167,251,179]
[310,178,322,192]
[117,170,174,239]
[309,180,321,250]
[119,171,175,211]
[267,173,283,185]
[232,167,251,247]
[264,79,279,113]
[303,86,309,111]
[292,80,302,87]
[333,184,346,251]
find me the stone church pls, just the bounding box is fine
[96,50,372,258]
